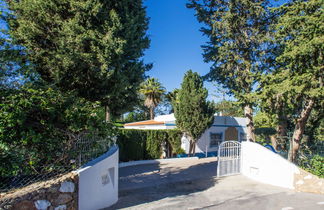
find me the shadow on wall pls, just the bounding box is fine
[106,160,219,209]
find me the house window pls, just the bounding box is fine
[210,133,222,148]
[240,132,247,142]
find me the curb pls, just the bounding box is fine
[119,157,200,168]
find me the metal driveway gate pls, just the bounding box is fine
[217,141,241,177]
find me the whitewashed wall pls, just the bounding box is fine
[195,126,247,153]
[77,146,119,210]
[181,127,247,154]
[241,141,299,189]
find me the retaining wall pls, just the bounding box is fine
[77,146,119,210]
[242,141,324,194]
[0,146,119,210]
[0,173,78,210]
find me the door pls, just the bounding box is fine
[225,127,238,141]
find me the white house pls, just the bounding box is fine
[124,113,247,155]
[182,115,247,155]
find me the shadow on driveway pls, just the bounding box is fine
[106,159,219,209]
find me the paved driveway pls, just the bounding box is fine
[107,158,324,210]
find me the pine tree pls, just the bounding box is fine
[174,70,214,155]
[259,0,324,162]
[187,0,272,141]
[6,0,150,117]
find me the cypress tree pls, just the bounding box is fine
[174,70,214,155]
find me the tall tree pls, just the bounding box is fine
[187,0,272,141]
[6,0,150,119]
[139,78,165,120]
[174,70,214,155]
[260,0,324,162]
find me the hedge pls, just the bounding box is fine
[117,129,183,162]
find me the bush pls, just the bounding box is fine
[117,129,183,162]
[0,86,114,177]
[117,129,147,161]
[301,155,324,178]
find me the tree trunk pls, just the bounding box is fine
[270,135,278,151]
[273,116,288,151]
[105,106,111,122]
[149,107,154,120]
[188,141,193,157]
[244,105,255,142]
[289,99,315,163]
[277,116,288,138]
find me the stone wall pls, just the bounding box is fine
[294,169,324,194]
[0,172,78,210]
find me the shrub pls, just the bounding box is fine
[302,155,324,178]
[0,87,114,177]
[117,129,147,161]
[117,129,183,162]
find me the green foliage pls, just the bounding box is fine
[305,103,324,144]
[117,129,147,161]
[123,111,148,123]
[254,111,276,144]
[214,100,244,117]
[300,155,324,178]
[145,130,166,159]
[117,129,183,162]
[6,0,150,115]
[139,78,166,119]
[258,0,324,161]
[174,70,214,142]
[187,0,272,141]
[187,0,271,104]
[154,95,173,116]
[0,86,114,177]
[260,0,323,116]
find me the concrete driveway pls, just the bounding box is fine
[107,158,324,210]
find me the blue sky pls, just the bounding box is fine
[143,0,288,100]
[143,0,212,93]
[1,0,287,101]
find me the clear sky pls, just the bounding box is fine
[143,0,287,100]
[143,0,212,93]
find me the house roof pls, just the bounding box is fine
[124,120,165,126]
[124,113,247,128]
[124,113,176,127]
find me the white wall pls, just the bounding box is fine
[181,125,247,154]
[196,126,247,153]
[77,146,119,210]
[241,141,299,189]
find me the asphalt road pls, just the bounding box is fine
[107,158,324,210]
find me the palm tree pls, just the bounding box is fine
[139,78,165,120]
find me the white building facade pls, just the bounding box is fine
[124,114,247,155]
[181,116,247,154]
